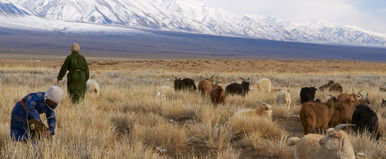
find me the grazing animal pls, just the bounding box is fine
[300,96,337,134]
[287,124,356,159]
[86,75,101,96]
[174,78,197,92]
[174,78,183,91]
[276,88,291,108]
[210,85,226,106]
[255,78,272,92]
[28,119,50,141]
[379,87,386,92]
[233,102,272,120]
[86,77,100,96]
[382,99,386,108]
[352,104,381,140]
[329,93,366,127]
[300,87,318,104]
[319,80,335,91]
[319,80,343,94]
[225,77,250,96]
[329,83,343,94]
[357,91,370,105]
[198,76,215,95]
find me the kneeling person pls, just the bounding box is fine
[10,86,63,141]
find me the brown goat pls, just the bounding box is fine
[328,93,367,127]
[319,80,335,91]
[300,97,337,134]
[198,76,215,95]
[329,83,343,94]
[28,119,50,141]
[210,85,226,106]
[319,80,343,94]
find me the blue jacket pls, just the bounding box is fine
[10,92,56,141]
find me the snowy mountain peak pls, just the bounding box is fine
[0,1,30,16]
[3,0,386,47]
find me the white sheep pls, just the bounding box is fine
[287,124,356,159]
[276,88,291,109]
[232,102,272,120]
[255,78,272,92]
[86,78,100,96]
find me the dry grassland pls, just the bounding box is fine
[0,58,385,159]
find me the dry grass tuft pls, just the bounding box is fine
[240,128,291,158]
[188,122,233,150]
[161,103,199,123]
[215,145,241,159]
[229,116,288,140]
[350,133,386,159]
[132,124,188,155]
[271,106,291,120]
[111,114,134,135]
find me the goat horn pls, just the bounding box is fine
[358,92,364,98]
[334,124,356,131]
[352,89,355,94]
[257,101,271,107]
[240,77,245,81]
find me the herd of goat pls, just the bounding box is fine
[172,77,385,159]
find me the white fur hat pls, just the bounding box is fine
[45,86,64,104]
[71,43,80,52]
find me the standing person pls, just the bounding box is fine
[57,43,90,103]
[10,86,63,141]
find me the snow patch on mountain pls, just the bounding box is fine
[0,0,30,16]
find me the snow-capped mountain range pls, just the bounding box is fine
[1,0,386,47]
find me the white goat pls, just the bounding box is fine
[255,78,272,92]
[287,124,356,159]
[86,76,100,96]
[233,102,272,120]
[276,88,291,108]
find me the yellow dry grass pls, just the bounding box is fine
[0,58,385,159]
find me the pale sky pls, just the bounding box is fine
[196,0,386,34]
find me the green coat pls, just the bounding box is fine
[57,51,89,103]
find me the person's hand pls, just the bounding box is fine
[57,79,61,84]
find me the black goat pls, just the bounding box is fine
[352,104,381,140]
[300,87,318,104]
[174,78,197,92]
[225,78,250,96]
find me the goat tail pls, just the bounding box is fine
[287,137,300,146]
